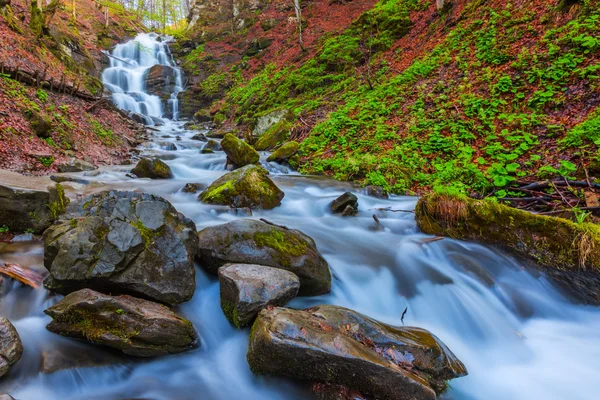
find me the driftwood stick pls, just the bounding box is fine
[259,218,289,230]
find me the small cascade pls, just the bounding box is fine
[102,33,184,124]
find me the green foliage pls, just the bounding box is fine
[90,119,116,145]
[36,89,48,103]
[39,156,55,167]
[0,225,9,233]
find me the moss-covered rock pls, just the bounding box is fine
[221,133,259,168]
[247,305,467,399]
[27,110,52,138]
[45,289,197,357]
[415,192,600,304]
[254,120,291,151]
[266,141,299,163]
[196,219,331,295]
[131,158,173,179]
[199,165,283,209]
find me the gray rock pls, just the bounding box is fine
[159,142,177,151]
[331,192,358,214]
[181,183,204,193]
[130,158,173,179]
[248,305,468,400]
[57,159,97,173]
[0,395,15,400]
[43,191,197,305]
[0,183,69,234]
[0,317,23,377]
[205,139,221,151]
[365,185,389,199]
[219,264,299,328]
[252,109,289,138]
[191,133,208,142]
[196,219,330,295]
[45,289,197,357]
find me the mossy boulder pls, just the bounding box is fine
[45,289,197,357]
[221,133,260,168]
[252,109,290,138]
[199,165,284,209]
[27,110,52,138]
[0,182,68,234]
[254,120,292,151]
[247,305,467,400]
[0,317,23,378]
[196,219,331,295]
[205,139,221,151]
[267,141,299,163]
[415,192,600,304]
[219,264,299,328]
[131,158,173,179]
[43,191,198,306]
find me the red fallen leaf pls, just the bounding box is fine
[0,263,44,289]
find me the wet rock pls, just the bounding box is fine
[198,165,284,210]
[267,141,299,163]
[129,112,149,125]
[201,147,214,154]
[0,182,68,233]
[43,191,197,305]
[50,175,91,185]
[254,120,291,151]
[331,192,358,214]
[45,289,197,357]
[313,383,369,400]
[340,205,358,217]
[205,139,221,151]
[191,133,208,142]
[221,133,259,168]
[159,142,177,151]
[196,219,330,295]
[130,158,173,179]
[57,158,97,173]
[41,345,129,373]
[247,305,467,400]
[181,183,204,193]
[415,192,600,305]
[0,317,23,377]
[365,185,389,199]
[0,395,15,400]
[219,264,300,328]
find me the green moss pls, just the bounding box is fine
[130,219,161,249]
[253,228,309,268]
[267,141,299,162]
[29,0,44,37]
[69,218,77,228]
[254,121,291,151]
[415,192,600,272]
[53,306,138,345]
[221,300,242,328]
[48,184,67,219]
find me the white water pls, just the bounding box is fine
[1,37,599,400]
[102,33,183,123]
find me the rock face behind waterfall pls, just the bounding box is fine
[45,289,197,357]
[247,306,467,400]
[196,219,331,295]
[144,65,176,101]
[43,191,198,306]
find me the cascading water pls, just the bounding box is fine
[102,33,183,124]
[0,36,599,400]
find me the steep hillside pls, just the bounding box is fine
[178,0,600,196]
[0,0,145,173]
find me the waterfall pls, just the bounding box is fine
[101,33,184,125]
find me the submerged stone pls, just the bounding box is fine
[219,264,300,328]
[415,192,600,304]
[247,305,467,400]
[198,165,284,210]
[197,219,330,295]
[45,289,197,357]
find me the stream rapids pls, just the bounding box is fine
[0,33,599,400]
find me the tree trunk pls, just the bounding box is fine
[293,0,304,51]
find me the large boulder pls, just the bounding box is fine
[45,289,197,357]
[415,192,600,305]
[43,191,198,305]
[252,109,290,138]
[0,182,68,233]
[197,219,330,295]
[219,264,300,328]
[221,133,259,168]
[144,65,176,101]
[0,317,23,378]
[199,165,284,209]
[247,306,467,400]
[131,158,173,179]
[267,141,299,163]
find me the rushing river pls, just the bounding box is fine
[0,34,599,400]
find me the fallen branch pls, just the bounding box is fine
[373,207,415,213]
[0,263,44,288]
[259,218,289,230]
